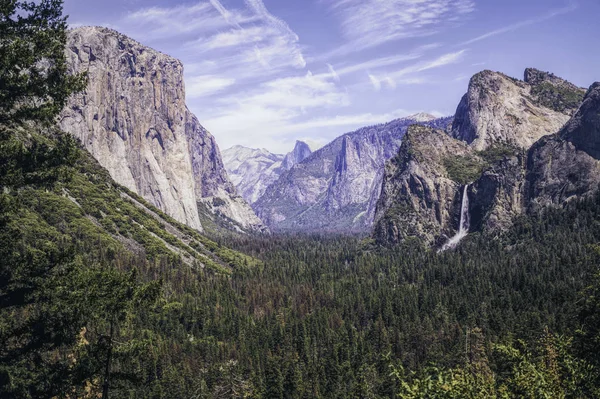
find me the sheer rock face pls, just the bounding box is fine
[60,27,202,230]
[60,27,264,232]
[185,118,266,232]
[527,83,600,211]
[451,69,581,151]
[253,116,452,232]
[374,69,592,247]
[469,153,527,233]
[282,141,312,170]
[373,126,472,246]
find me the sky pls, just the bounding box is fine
[64,0,600,154]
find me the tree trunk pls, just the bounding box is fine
[102,321,114,399]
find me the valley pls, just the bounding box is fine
[2,1,600,398]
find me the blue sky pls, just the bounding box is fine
[64,0,600,153]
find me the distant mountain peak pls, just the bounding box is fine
[404,112,438,122]
[282,140,313,170]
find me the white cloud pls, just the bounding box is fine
[323,0,475,57]
[122,0,305,81]
[209,0,243,29]
[392,49,467,78]
[244,0,299,40]
[185,75,236,99]
[201,71,349,151]
[368,74,381,91]
[327,63,340,82]
[333,53,422,77]
[284,111,413,131]
[188,26,276,51]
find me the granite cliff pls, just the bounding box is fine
[374,69,590,247]
[60,27,264,233]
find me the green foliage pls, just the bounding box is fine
[0,126,79,188]
[0,14,597,394]
[0,0,86,125]
[0,127,161,399]
[575,268,600,383]
[477,142,520,165]
[443,154,485,184]
[444,143,520,184]
[531,82,585,114]
[392,332,599,399]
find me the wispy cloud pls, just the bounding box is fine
[124,2,251,38]
[333,53,422,76]
[188,25,273,52]
[244,0,299,41]
[209,0,243,29]
[368,74,381,91]
[185,75,236,99]
[459,2,578,46]
[366,49,467,90]
[118,0,307,96]
[327,64,340,82]
[323,0,475,57]
[202,71,349,150]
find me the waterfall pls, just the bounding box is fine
[440,184,470,252]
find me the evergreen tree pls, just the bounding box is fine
[265,356,284,399]
[0,0,86,125]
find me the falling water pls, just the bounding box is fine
[440,184,470,252]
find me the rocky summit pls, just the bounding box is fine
[253,115,452,233]
[374,68,597,248]
[60,27,264,233]
[450,69,584,151]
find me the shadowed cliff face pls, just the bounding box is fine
[374,69,593,248]
[527,82,600,211]
[373,125,472,246]
[60,27,264,233]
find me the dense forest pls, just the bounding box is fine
[2,1,600,398]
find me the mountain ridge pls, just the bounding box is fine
[253,114,453,232]
[222,140,312,205]
[374,68,596,247]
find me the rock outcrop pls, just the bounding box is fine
[527,82,600,211]
[373,125,473,246]
[254,115,452,232]
[282,141,312,170]
[451,69,583,151]
[60,27,264,233]
[222,146,285,205]
[374,69,591,247]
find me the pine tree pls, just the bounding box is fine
[265,356,284,399]
[0,0,86,126]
